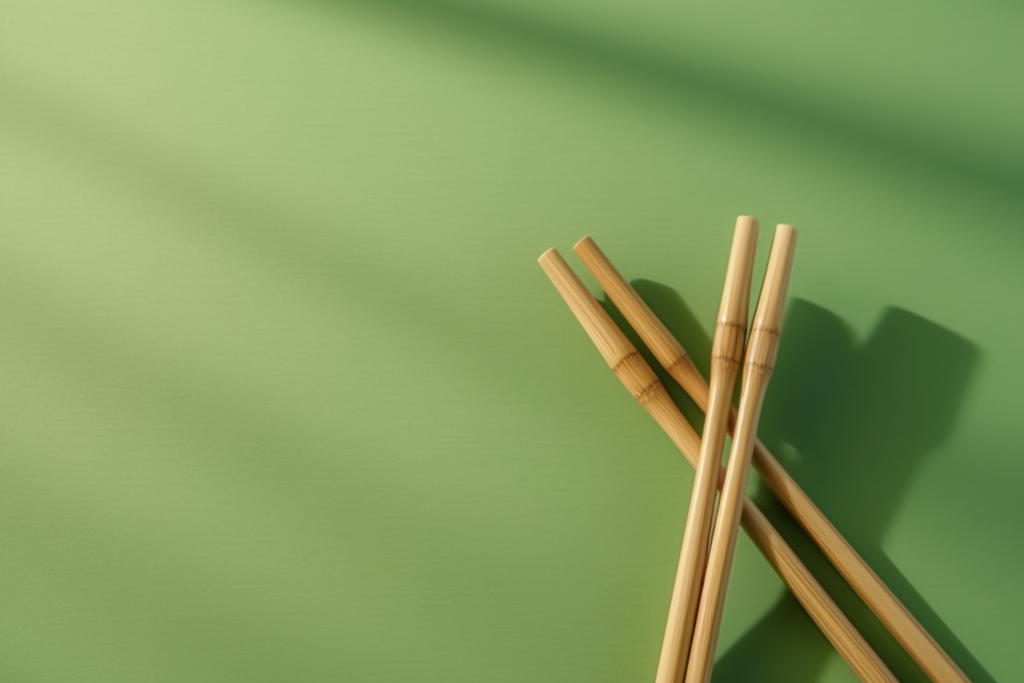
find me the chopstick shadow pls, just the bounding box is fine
[602,281,991,683]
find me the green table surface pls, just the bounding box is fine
[1,1,1021,681]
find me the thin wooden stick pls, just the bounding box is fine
[684,224,797,683]
[654,216,758,683]
[538,248,896,683]
[574,236,972,683]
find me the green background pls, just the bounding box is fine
[1,1,1021,681]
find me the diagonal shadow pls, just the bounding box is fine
[286,0,1022,206]
[0,68,526,371]
[606,281,990,683]
[0,68,413,329]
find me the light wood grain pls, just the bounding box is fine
[538,248,896,683]
[654,216,758,683]
[684,224,797,683]
[574,236,972,683]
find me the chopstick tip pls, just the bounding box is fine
[538,247,560,265]
[573,235,596,252]
[775,223,797,237]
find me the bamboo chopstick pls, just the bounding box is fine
[654,216,758,683]
[574,235,972,683]
[684,224,797,683]
[538,248,896,683]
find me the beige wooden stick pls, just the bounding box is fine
[538,248,896,683]
[654,216,758,683]
[685,224,798,683]
[574,236,972,683]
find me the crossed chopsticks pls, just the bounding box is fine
[538,218,970,683]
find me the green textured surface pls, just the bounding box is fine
[1,1,1021,681]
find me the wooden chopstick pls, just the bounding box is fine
[684,224,797,683]
[654,216,759,683]
[574,234,971,683]
[538,248,896,683]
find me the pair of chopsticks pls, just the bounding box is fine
[538,218,971,683]
[655,217,785,683]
